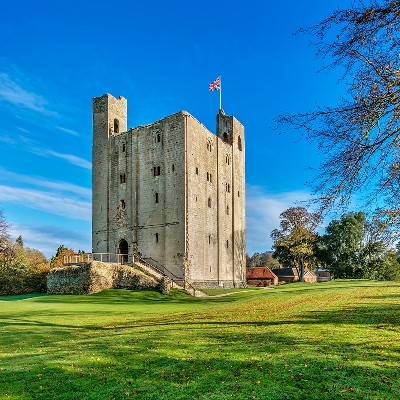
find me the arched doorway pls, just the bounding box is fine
[118,239,128,264]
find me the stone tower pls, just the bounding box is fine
[92,93,246,288]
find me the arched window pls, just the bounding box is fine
[226,206,229,215]
[114,119,119,134]
[120,199,126,209]
[154,166,161,176]
[223,132,228,142]
[120,173,126,184]
[172,164,175,172]
[196,167,199,175]
[155,233,159,243]
[122,143,126,152]
[157,134,161,142]
[238,136,242,151]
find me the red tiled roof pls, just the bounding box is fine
[246,267,278,279]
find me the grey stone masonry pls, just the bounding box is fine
[92,94,246,289]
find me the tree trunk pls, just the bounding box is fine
[299,259,304,282]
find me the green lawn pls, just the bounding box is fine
[1,281,400,399]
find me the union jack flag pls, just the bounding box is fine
[209,76,220,91]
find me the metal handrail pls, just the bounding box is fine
[137,255,197,296]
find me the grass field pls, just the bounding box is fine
[1,281,400,399]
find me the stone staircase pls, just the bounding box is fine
[133,256,207,297]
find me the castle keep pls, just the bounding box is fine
[92,94,246,288]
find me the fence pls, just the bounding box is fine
[63,253,135,265]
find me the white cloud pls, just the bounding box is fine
[0,185,91,221]
[9,135,92,170]
[0,168,91,198]
[16,126,30,133]
[8,224,91,258]
[45,150,92,170]
[0,134,16,145]
[246,185,311,256]
[0,73,55,115]
[55,126,80,136]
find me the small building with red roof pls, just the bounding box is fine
[246,267,278,287]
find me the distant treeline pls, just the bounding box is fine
[246,251,280,269]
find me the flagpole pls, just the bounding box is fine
[219,75,222,110]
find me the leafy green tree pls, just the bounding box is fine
[382,251,400,281]
[16,235,23,247]
[275,1,400,212]
[271,207,321,281]
[318,212,366,278]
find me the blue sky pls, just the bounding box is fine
[0,0,353,258]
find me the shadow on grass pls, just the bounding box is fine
[1,283,400,399]
[0,323,399,400]
[1,300,400,335]
[0,292,47,301]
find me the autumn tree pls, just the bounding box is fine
[271,207,321,281]
[50,245,76,269]
[275,0,400,212]
[0,212,50,296]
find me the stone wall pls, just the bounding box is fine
[91,94,246,289]
[47,261,161,295]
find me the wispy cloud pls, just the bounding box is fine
[16,126,30,133]
[0,185,91,221]
[5,134,92,170]
[56,126,80,136]
[8,224,91,258]
[0,72,56,115]
[246,185,311,256]
[0,134,16,145]
[0,168,91,198]
[45,150,91,169]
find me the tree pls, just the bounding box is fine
[384,251,400,281]
[0,212,50,295]
[318,212,366,278]
[275,0,400,211]
[50,245,76,269]
[271,207,321,281]
[246,251,280,269]
[0,209,11,252]
[0,210,14,269]
[16,235,24,247]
